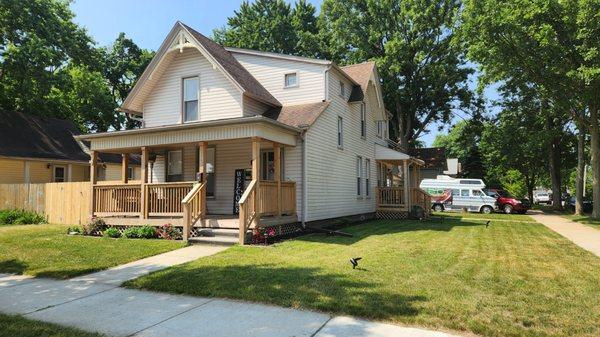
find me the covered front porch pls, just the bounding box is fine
[79,117,301,244]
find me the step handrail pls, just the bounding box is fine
[182,182,206,240]
[238,179,257,244]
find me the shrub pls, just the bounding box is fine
[156,223,181,240]
[122,227,140,239]
[0,209,46,225]
[137,225,157,239]
[83,217,105,236]
[67,226,83,235]
[103,227,121,238]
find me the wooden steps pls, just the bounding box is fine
[189,228,240,246]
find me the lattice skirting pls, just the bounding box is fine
[376,211,410,220]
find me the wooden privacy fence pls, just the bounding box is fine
[0,182,91,225]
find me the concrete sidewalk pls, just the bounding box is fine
[529,211,600,257]
[0,273,460,337]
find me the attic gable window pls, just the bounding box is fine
[339,81,345,97]
[183,77,199,122]
[284,72,298,88]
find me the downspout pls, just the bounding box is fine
[298,125,309,227]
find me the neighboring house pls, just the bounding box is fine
[410,147,460,179]
[75,22,429,243]
[0,109,139,184]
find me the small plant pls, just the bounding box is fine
[137,225,157,239]
[122,227,140,239]
[103,227,121,238]
[83,217,105,236]
[156,223,181,240]
[0,209,47,225]
[66,226,83,235]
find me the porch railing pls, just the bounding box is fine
[280,181,296,215]
[238,179,257,244]
[258,181,297,216]
[182,182,206,240]
[376,186,405,210]
[145,182,195,216]
[412,188,432,216]
[93,184,141,216]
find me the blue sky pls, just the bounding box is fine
[70,0,497,146]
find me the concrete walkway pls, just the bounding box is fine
[529,211,600,257]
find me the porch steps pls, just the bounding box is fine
[189,228,241,246]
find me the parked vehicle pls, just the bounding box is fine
[420,175,497,214]
[565,196,593,213]
[533,192,551,204]
[484,189,530,214]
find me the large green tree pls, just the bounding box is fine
[462,0,600,216]
[320,0,475,150]
[432,119,486,179]
[213,0,323,58]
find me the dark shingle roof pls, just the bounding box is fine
[410,147,448,170]
[341,61,376,102]
[181,23,281,107]
[264,102,330,128]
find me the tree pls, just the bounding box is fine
[213,0,323,58]
[462,0,600,217]
[432,119,486,179]
[319,0,475,150]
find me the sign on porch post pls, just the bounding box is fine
[233,169,245,214]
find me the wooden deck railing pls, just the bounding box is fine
[181,182,206,241]
[145,182,194,216]
[280,181,296,215]
[376,186,405,210]
[238,179,257,244]
[411,188,432,216]
[93,184,141,216]
[258,181,297,216]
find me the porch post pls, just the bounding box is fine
[403,160,410,210]
[252,137,261,228]
[199,141,208,217]
[140,147,148,219]
[89,151,97,218]
[274,143,281,217]
[121,154,129,184]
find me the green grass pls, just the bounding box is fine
[0,313,105,337]
[0,224,185,278]
[127,218,600,337]
[432,211,534,221]
[563,214,600,229]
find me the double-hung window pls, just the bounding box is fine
[356,156,362,196]
[337,116,344,149]
[360,103,366,138]
[183,77,199,122]
[365,159,370,197]
[53,166,66,182]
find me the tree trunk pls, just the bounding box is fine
[545,115,563,211]
[575,121,585,215]
[524,173,535,204]
[589,104,600,219]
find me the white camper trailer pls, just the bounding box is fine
[419,175,497,213]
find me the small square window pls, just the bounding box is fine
[284,73,298,87]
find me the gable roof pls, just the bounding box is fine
[0,110,137,164]
[409,147,448,170]
[341,61,376,102]
[181,23,281,107]
[263,102,330,128]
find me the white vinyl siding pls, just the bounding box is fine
[231,52,327,104]
[243,96,269,116]
[143,48,243,127]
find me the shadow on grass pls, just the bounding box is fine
[299,218,486,245]
[35,267,109,280]
[129,264,426,320]
[0,259,28,275]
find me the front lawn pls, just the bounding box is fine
[0,313,105,337]
[432,210,534,221]
[0,224,185,278]
[563,214,600,229]
[127,217,600,337]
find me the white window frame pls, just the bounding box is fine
[337,116,344,149]
[182,76,199,123]
[365,159,370,197]
[339,81,345,97]
[360,103,366,139]
[356,156,362,197]
[376,121,384,138]
[53,165,66,183]
[283,72,299,88]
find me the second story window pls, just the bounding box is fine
[183,77,199,122]
[376,121,387,139]
[339,81,345,97]
[360,103,366,138]
[337,116,344,149]
[356,156,362,196]
[284,72,298,88]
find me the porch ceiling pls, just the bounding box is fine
[75,116,300,151]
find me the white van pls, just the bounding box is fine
[419,175,498,213]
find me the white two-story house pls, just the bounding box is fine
[76,22,428,244]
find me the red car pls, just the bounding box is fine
[484,189,530,214]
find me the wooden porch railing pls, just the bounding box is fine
[280,181,296,215]
[411,188,432,216]
[181,182,206,241]
[238,179,257,244]
[376,186,405,210]
[93,184,141,216]
[258,181,297,216]
[145,182,194,217]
